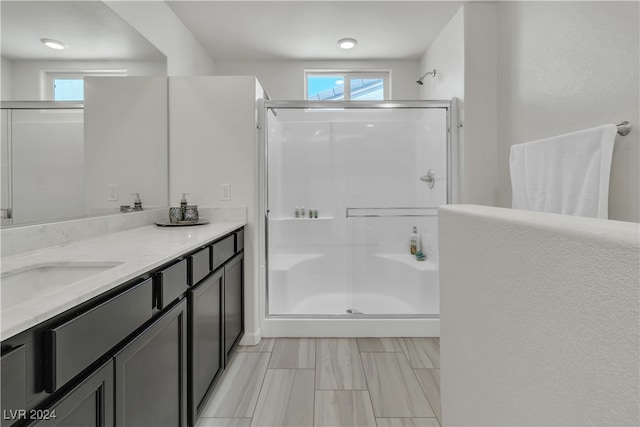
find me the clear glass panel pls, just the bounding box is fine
[53,78,84,101]
[348,78,384,100]
[266,107,447,316]
[307,75,345,100]
[10,109,85,225]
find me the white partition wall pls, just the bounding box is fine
[265,102,450,322]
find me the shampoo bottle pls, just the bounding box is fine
[409,226,421,255]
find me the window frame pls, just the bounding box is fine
[44,69,127,101]
[304,70,391,101]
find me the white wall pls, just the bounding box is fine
[84,77,168,214]
[214,60,420,100]
[1,57,13,100]
[169,76,262,344]
[418,7,464,106]
[6,59,166,101]
[439,204,640,426]
[497,1,640,222]
[419,4,498,206]
[105,1,215,76]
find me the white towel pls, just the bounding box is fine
[510,124,617,219]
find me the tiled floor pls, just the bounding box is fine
[197,338,441,427]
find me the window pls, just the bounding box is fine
[53,78,84,101]
[46,70,127,101]
[305,71,389,100]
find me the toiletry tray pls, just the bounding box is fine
[155,220,210,227]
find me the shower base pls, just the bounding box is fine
[261,315,440,338]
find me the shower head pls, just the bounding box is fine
[416,69,437,85]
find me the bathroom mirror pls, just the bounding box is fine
[1,1,168,227]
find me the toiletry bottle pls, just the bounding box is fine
[409,226,421,255]
[301,207,306,217]
[180,193,189,209]
[295,207,300,218]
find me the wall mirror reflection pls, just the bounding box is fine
[1,1,168,227]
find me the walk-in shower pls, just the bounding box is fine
[261,100,455,337]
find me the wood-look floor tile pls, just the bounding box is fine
[376,418,440,427]
[237,338,275,353]
[199,353,270,418]
[357,338,403,352]
[250,369,314,427]
[398,338,440,368]
[268,338,315,368]
[314,390,376,427]
[414,369,441,424]
[361,352,434,418]
[196,418,252,427]
[316,338,367,390]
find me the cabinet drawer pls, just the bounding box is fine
[156,259,188,309]
[212,235,235,271]
[189,247,211,286]
[1,345,26,427]
[235,229,244,252]
[45,279,153,393]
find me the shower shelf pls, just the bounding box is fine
[270,217,334,221]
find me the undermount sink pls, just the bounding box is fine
[1,262,123,308]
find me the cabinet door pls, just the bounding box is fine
[28,360,114,427]
[2,345,27,427]
[189,269,223,424]
[114,300,187,427]
[224,252,244,364]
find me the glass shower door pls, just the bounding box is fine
[340,108,447,316]
[266,103,449,317]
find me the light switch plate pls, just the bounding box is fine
[108,184,119,201]
[221,184,230,201]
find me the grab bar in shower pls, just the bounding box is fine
[346,207,439,218]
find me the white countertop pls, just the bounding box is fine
[1,221,245,340]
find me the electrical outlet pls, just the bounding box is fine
[221,184,230,201]
[108,184,119,201]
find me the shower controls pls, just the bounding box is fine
[420,170,436,189]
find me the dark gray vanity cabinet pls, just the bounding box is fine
[114,299,188,427]
[224,252,244,364]
[27,360,114,427]
[188,269,223,424]
[1,227,244,427]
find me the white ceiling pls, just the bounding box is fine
[1,1,462,63]
[167,1,463,60]
[1,1,165,61]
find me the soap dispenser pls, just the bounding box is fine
[131,193,143,211]
[180,193,190,209]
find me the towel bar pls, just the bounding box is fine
[617,121,631,136]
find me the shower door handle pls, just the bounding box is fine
[420,170,436,189]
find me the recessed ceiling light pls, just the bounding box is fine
[337,38,357,50]
[41,38,66,50]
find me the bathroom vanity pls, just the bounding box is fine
[0,222,244,427]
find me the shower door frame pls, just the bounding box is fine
[260,99,457,320]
